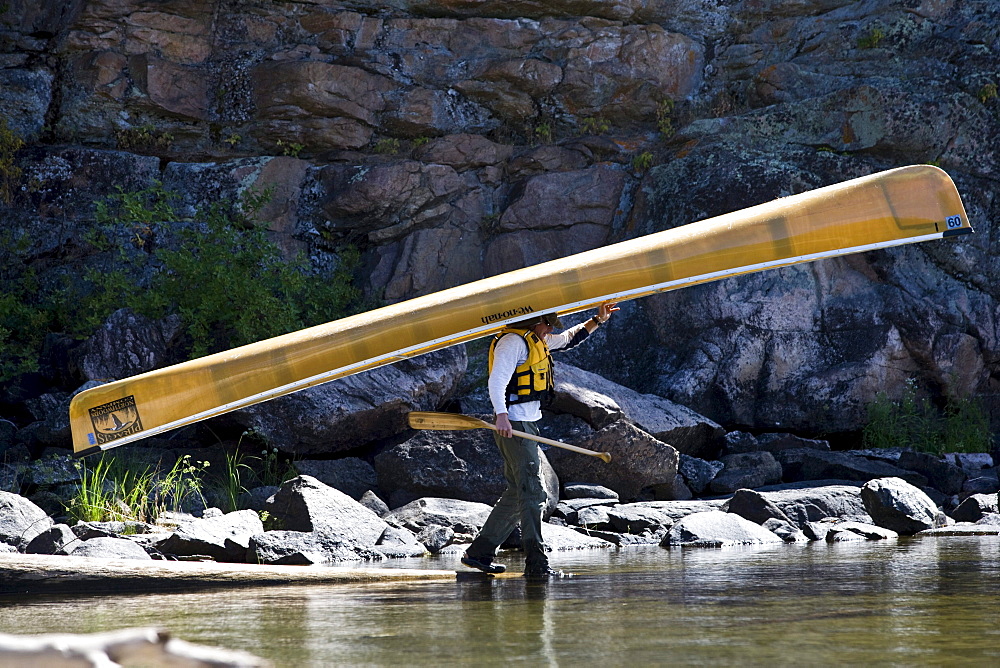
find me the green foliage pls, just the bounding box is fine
[580,117,610,135]
[250,446,296,488]
[88,183,361,359]
[534,123,553,144]
[115,123,174,153]
[276,139,304,157]
[412,137,431,148]
[373,138,400,154]
[0,183,363,383]
[978,82,998,104]
[655,98,675,138]
[0,116,24,204]
[857,25,885,49]
[631,151,654,172]
[862,380,992,454]
[67,454,157,525]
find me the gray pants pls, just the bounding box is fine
[466,420,549,571]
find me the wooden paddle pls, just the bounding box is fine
[407,411,612,463]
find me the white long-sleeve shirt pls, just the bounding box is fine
[488,322,591,422]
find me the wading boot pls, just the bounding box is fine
[461,553,506,574]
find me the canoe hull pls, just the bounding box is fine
[69,165,973,455]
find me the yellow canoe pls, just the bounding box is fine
[69,165,973,456]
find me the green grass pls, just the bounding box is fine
[862,380,992,455]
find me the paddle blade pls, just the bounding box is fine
[407,411,492,432]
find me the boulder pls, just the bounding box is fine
[678,454,724,495]
[374,426,559,517]
[662,511,784,548]
[540,522,613,551]
[896,451,966,496]
[709,452,783,495]
[0,491,52,550]
[825,521,899,542]
[545,420,678,502]
[756,482,870,527]
[228,347,465,456]
[72,537,152,560]
[247,530,379,565]
[154,509,264,562]
[25,524,79,555]
[861,477,941,535]
[374,526,427,558]
[563,483,618,500]
[359,490,390,517]
[776,449,929,487]
[951,494,999,523]
[415,524,454,553]
[382,497,493,542]
[722,431,830,456]
[606,504,676,535]
[725,489,795,526]
[294,458,379,501]
[264,476,390,556]
[962,471,999,495]
[550,363,724,458]
[73,308,182,381]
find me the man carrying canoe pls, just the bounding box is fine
[462,302,619,578]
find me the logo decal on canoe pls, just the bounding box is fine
[88,396,144,444]
[482,305,534,325]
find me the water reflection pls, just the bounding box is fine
[1,537,998,666]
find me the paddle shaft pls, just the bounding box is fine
[407,412,612,463]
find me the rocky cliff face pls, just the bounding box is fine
[1,0,998,449]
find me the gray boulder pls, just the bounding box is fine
[359,490,390,517]
[897,451,966,496]
[73,308,182,381]
[374,526,427,558]
[962,470,999,495]
[551,363,724,458]
[25,523,79,555]
[155,509,264,562]
[951,493,999,523]
[723,432,831,456]
[663,511,784,548]
[382,497,492,542]
[265,476,390,555]
[563,483,618,500]
[72,537,152,560]
[825,521,899,542]
[678,454,724,495]
[756,482,870,527]
[228,347,466,456]
[606,503,676,535]
[861,477,941,535]
[726,489,795,526]
[416,524,454,553]
[247,530,378,565]
[541,522,614,551]
[0,491,52,550]
[546,420,678,502]
[374,426,558,518]
[709,452,783,495]
[777,449,929,487]
[295,458,378,501]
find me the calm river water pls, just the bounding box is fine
[2,536,999,666]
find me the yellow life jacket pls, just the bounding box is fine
[488,327,553,406]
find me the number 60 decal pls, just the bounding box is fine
[946,215,963,229]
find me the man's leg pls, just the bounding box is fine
[506,421,549,573]
[465,421,549,572]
